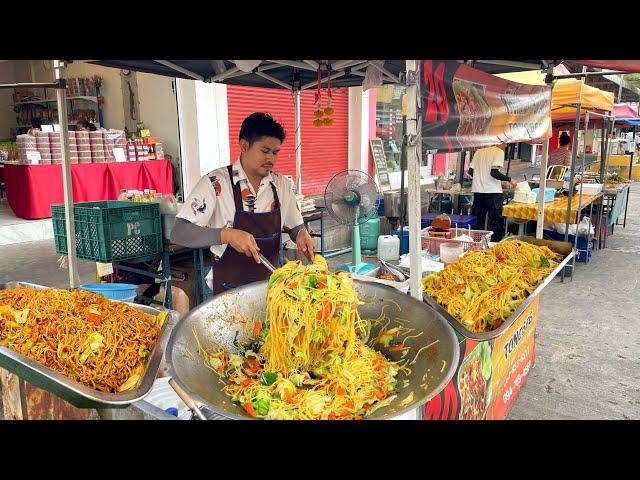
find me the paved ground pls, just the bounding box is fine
[0,184,638,419]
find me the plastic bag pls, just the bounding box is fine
[554,217,594,237]
[363,61,384,92]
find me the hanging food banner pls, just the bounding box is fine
[420,60,552,152]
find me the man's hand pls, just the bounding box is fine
[296,229,315,261]
[220,228,261,263]
[510,179,518,189]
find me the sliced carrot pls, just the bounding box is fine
[344,400,355,409]
[363,404,372,412]
[252,321,262,338]
[354,415,364,420]
[241,378,252,387]
[328,413,337,420]
[243,403,257,417]
[336,387,346,396]
[388,343,406,352]
[86,312,102,324]
[374,388,385,400]
[284,388,295,402]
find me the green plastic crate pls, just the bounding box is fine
[52,201,163,263]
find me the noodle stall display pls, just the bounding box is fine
[1,59,614,421]
[415,61,576,419]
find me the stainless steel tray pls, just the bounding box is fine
[166,279,460,420]
[422,237,575,341]
[0,281,179,409]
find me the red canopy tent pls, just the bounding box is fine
[612,103,640,120]
[569,60,640,73]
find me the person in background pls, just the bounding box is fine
[548,132,572,167]
[27,117,43,136]
[468,143,517,242]
[76,119,97,132]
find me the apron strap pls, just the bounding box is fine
[229,164,282,213]
[270,181,281,210]
[228,165,244,212]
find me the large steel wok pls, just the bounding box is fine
[166,280,459,420]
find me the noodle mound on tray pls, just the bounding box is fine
[0,288,167,393]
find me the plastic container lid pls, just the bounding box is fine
[165,407,179,417]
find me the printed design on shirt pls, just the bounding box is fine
[190,197,207,216]
[241,187,256,212]
[208,174,222,196]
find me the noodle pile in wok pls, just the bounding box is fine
[0,288,167,393]
[196,255,423,420]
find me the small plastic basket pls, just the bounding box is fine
[421,227,493,254]
[80,283,138,302]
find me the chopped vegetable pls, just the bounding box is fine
[253,321,262,338]
[261,371,278,386]
[243,402,257,417]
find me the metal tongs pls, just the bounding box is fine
[169,378,207,420]
[378,259,408,281]
[258,253,277,273]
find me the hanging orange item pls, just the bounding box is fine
[313,64,324,127]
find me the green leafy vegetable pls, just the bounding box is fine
[268,271,285,288]
[540,255,550,268]
[261,371,278,386]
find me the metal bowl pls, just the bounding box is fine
[166,279,459,420]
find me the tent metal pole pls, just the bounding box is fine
[573,112,590,260]
[628,125,637,181]
[294,88,302,195]
[153,60,204,82]
[563,102,582,243]
[406,60,422,301]
[536,63,554,240]
[398,114,407,257]
[536,139,550,239]
[54,60,80,288]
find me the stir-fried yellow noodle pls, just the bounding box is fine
[422,240,561,333]
[196,255,404,420]
[0,288,166,393]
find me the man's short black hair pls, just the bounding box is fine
[559,132,571,146]
[30,117,43,129]
[239,112,286,145]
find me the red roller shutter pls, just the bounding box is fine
[227,85,348,196]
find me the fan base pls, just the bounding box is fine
[336,262,377,275]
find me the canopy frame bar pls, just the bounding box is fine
[154,60,204,82]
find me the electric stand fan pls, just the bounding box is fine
[324,170,380,274]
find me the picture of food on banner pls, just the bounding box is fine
[457,341,492,420]
[452,79,492,148]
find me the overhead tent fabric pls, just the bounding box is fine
[88,60,407,89]
[550,79,615,121]
[496,70,615,124]
[569,60,640,73]
[612,103,640,120]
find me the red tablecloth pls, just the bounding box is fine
[4,160,174,219]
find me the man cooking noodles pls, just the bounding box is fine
[171,112,315,294]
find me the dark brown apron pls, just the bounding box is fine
[211,165,282,294]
